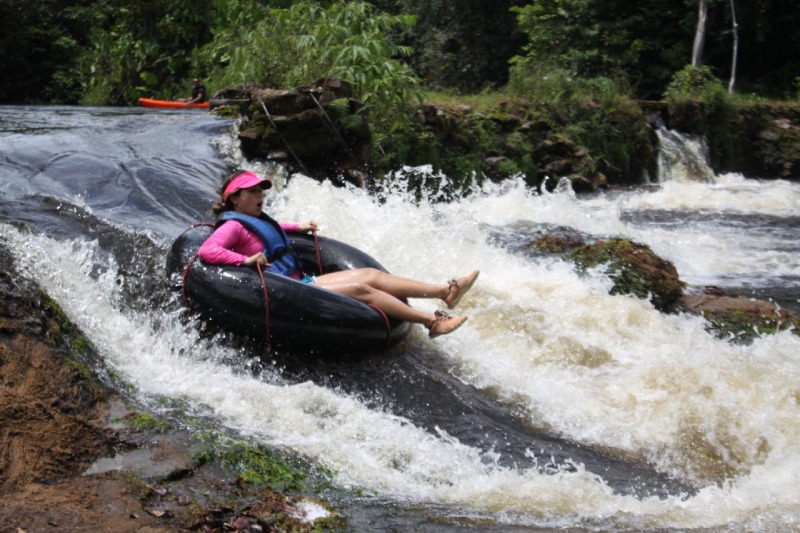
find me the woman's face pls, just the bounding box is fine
[232,185,264,216]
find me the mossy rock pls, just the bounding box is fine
[568,238,685,311]
[681,293,800,342]
[527,233,587,254]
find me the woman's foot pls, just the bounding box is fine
[444,270,480,309]
[428,310,468,338]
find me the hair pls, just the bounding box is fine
[210,170,244,215]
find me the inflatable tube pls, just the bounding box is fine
[139,97,210,109]
[166,224,411,355]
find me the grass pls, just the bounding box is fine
[421,88,517,114]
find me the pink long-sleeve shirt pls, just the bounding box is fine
[197,220,300,268]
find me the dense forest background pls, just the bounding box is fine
[2,0,799,188]
[2,0,798,106]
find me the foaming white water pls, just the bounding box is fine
[624,175,800,286]
[624,172,800,216]
[3,171,799,529]
[451,174,800,288]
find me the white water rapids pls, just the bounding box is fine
[1,108,799,530]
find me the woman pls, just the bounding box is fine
[198,171,479,338]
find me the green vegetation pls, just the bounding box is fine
[663,65,742,169]
[79,0,215,105]
[194,432,334,493]
[116,412,171,433]
[702,309,800,343]
[200,0,422,138]
[5,0,799,106]
[371,0,526,92]
[2,0,798,187]
[371,81,654,194]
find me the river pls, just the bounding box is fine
[1,105,798,531]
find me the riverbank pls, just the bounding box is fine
[0,243,342,532]
[216,81,800,195]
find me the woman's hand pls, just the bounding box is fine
[297,220,318,233]
[243,252,271,267]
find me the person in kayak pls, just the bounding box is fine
[180,78,206,104]
[198,170,479,338]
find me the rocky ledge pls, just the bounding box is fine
[212,79,800,193]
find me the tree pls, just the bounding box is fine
[727,0,738,93]
[200,1,421,133]
[371,0,527,92]
[508,0,800,100]
[510,0,680,97]
[691,0,708,66]
[0,0,100,103]
[80,0,215,105]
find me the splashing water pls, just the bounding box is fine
[1,106,799,530]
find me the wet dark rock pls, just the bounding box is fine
[567,238,685,311]
[754,116,800,178]
[223,77,372,187]
[529,232,684,309]
[527,232,588,254]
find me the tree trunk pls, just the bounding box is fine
[728,0,739,93]
[691,0,708,66]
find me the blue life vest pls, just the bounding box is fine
[218,212,302,277]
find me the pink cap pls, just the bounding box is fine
[222,171,272,201]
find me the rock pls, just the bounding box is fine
[751,112,800,180]
[567,238,685,311]
[529,230,798,340]
[680,292,800,341]
[485,155,509,167]
[527,232,588,254]
[0,247,112,496]
[228,78,373,187]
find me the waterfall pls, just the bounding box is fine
[656,128,716,183]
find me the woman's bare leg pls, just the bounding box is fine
[312,268,474,337]
[316,268,450,301]
[314,275,437,324]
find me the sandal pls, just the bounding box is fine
[444,270,480,309]
[428,310,468,338]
